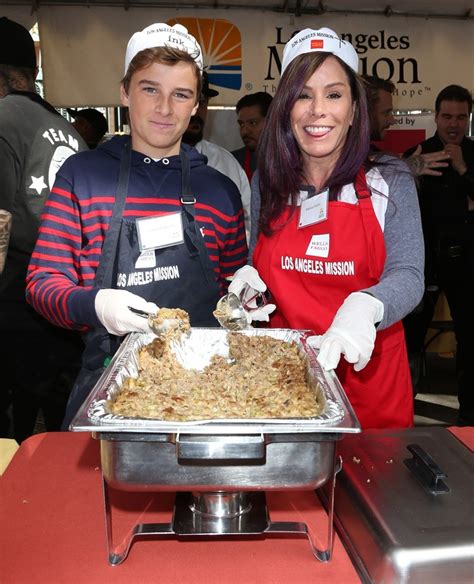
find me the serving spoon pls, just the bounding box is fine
[213,292,250,331]
[213,286,269,331]
[128,306,186,336]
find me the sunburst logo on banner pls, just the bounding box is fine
[167,17,242,92]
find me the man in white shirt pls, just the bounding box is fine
[182,72,251,241]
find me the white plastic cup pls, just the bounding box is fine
[0,210,12,274]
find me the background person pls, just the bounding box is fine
[25,23,247,430]
[403,84,474,425]
[182,71,251,240]
[67,107,108,149]
[232,91,273,181]
[362,74,450,391]
[362,74,451,174]
[0,17,87,441]
[362,75,396,143]
[230,27,424,430]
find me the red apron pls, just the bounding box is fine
[253,169,413,429]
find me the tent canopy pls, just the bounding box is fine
[2,0,473,19]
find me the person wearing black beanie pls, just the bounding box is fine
[0,16,37,94]
[0,18,88,442]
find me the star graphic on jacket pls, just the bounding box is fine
[29,175,48,195]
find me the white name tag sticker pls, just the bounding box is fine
[135,249,156,269]
[136,212,184,252]
[298,190,328,228]
[306,234,330,258]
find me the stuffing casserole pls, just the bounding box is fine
[109,333,322,421]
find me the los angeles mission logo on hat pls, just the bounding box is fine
[281,27,359,75]
[124,23,203,73]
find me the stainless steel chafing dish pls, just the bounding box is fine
[321,427,474,583]
[71,328,361,565]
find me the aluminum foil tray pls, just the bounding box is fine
[71,328,360,434]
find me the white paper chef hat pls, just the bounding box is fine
[281,27,359,75]
[124,23,203,74]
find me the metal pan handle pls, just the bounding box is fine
[404,443,450,495]
[176,434,266,462]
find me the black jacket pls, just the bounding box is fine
[404,133,474,243]
[0,92,87,329]
[404,133,474,283]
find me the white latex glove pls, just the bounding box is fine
[95,289,159,336]
[228,265,276,323]
[307,292,384,372]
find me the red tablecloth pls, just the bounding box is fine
[0,432,361,584]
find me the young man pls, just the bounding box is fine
[403,85,474,423]
[26,23,248,429]
[182,71,251,239]
[232,91,273,181]
[0,17,87,441]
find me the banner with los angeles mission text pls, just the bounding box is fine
[38,7,473,110]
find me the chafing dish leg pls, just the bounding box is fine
[102,476,174,566]
[265,454,342,562]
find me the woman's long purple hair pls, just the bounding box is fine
[258,52,370,236]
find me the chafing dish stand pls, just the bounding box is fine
[102,450,342,566]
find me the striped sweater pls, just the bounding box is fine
[26,136,248,331]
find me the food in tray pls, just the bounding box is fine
[108,333,322,421]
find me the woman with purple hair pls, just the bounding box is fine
[228,28,424,429]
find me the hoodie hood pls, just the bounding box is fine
[97,134,207,169]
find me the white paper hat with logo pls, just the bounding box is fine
[124,23,203,73]
[281,27,359,75]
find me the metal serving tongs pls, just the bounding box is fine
[128,306,185,336]
[213,285,269,331]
